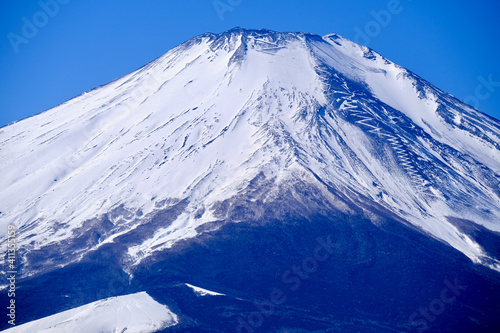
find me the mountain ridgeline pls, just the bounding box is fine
[1,28,499,332]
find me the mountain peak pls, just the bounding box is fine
[1,28,500,280]
[3,28,500,332]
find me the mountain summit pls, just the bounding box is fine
[1,28,500,332]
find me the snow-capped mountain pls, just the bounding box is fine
[2,291,178,333]
[1,28,499,332]
[1,284,221,333]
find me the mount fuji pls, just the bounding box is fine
[1,28,499,332]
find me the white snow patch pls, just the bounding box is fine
[1,292,177,333]
[185,283,225,296]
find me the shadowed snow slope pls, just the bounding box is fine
[0,28,499,332]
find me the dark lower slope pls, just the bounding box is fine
[137,211,500,333]
[2,184,500,332]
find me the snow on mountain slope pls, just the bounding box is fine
[185,283,225,296]
[321,33,500,169]
[1,28,500,279]
[1,292,177,333]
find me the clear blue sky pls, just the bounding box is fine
[1,0,499,128]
